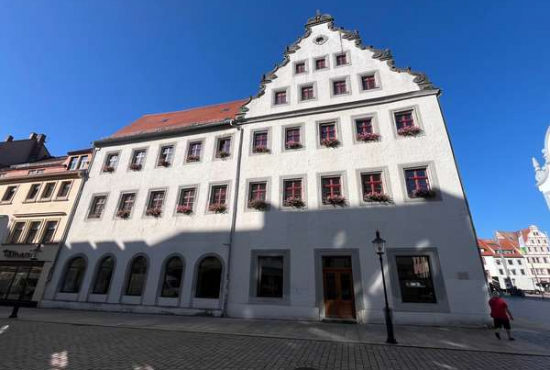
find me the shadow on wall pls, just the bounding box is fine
[42,189,489,324]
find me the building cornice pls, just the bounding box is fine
[239,89,440,125]
[13,212,67,218]
[0,170,86,185]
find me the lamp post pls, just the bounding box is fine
[9,244,40,319]
[372,230,397,344]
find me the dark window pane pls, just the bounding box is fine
[323,256,351,269]
[396,256,437,303]
[257,256,284,298]
[125,257,147,296]
[92,256,114,295]
[61,257,86,293]
[0,266,17,299]
[195,257,222,299]
[161,257,184,298]
[24,221,41,244]
[324,272,337,300]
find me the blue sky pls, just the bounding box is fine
[0,1,549,238]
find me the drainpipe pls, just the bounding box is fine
[221,119,244,317]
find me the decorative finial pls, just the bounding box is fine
[533,157,541,170]
[316,9,321,17]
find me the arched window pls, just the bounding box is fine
[60,257,86,293]
[195,256,222,299]
[125,256,148,296]
[161,257,184,298]
[92,256,115,295]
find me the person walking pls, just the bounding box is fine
[488,291,515,341]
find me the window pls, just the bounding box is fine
[257,256,284,298]
[361,173,384,196]
[67,157,79,170]
[361,74,377,90]
[130,149,146,170]
[499,269,504,275]
[157,145,174,167]
[60,257,86,293]
[117,193,136,218]
[300,85,315,101]
[319,122,337,143]
[396,255,436,303]
[125,256,147,296]
[356,118,374,136]
[395,110,416,131]
[146,191,165,216]
[1,186,17,203]
[9,222,25,243]
[77,155,90,170]
[26,184,41,201]
[41,221,58,243]
[40,182,56,200]
[103,153,119,172]
[507,260,513,265]
[56,181,72,199]
[209,185,227,208]
[24,221,41,244]
[274,90,287,105]
[295,62,306,74]
[335,53,348,66]
[252,131,269,152]
[88,195,107,219]
[92,256,114,295]
[332,79,348,95]
[517,260,523,265]
[283,179,303,206]
[177,188,196,214]
[161,257,184,298]
[216,137,231,158]
[520,269,525,275]
[285,127,302,149]
[248,182,267,209]
[495,259,501,265]
[187,142,202,162]
[321,176,342,204]
[404,168,431,197]
[510,269,516,275]
[315,57,327,70]
[195,257,222,299]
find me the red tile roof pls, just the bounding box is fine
[111,99,247,138]
[478,239,497,256]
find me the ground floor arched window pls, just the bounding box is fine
[195,256,222,299]
[60,257,86,293]
[125,256,147,296]
[92,256,115,295]
[161,256,184,298]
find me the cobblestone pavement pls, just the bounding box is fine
[0,320,548,370]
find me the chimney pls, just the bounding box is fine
[4,135,13,142]
[36,134,46,144]
[29,132,37,140]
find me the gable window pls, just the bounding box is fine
[285,127,302,149]
[117,193,136,219]
[103,153,119,173]
[88,195,107,219]
[300,85,315,101]
[335,53,348,66]
[252,131,269,153]
[125,256,147,296]
[41,220,58,243]
[332,79,348,95]
[283,179,304,208]
[209,185,228,213]
[177,188,196,214]
[130,149,146,171]
[9,222,25,244]
[24,221,41,244]
[56,181,72,199]
[187,141,202,162]
[295,62,306,74]
[26,184,41,201]
[146,190,165,217]
[157,145,174,167]
[77,155,90,170]
[315,57,327,70]
[361,74,377,90]
[405,167,433,198]
[92,256,114,295]
[67,157,79,170]
[274,90,287,105]
[216,137,231,158]
[321,176,343,204]
[1,186,17,203]
[257,256,284,298]
[161,257,184,298]
[396,255,436,303]
[40,182,56,200]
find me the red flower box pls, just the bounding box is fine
[218,151,230,159]
[176,205,193,215]
[324,195,346,206]
[283,197,305,208]
[186,155,200,162]
[411,189,436,199]
[321,138,340,148]
[129,163,142,171]
[248,199,268,211]
[252,146,270,154]
[103,166,115,173]
[116,210,131,219]
[397,126,422,137]
[357,132,381,142]
[209,203,227,213]
[364,192,391,203]
[285,141,303,150]
[145,208,162,217]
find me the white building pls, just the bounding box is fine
[533,127,550,209]
[517,225,550,291]
[42,13,489,326]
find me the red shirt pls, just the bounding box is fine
[489,297,508,319]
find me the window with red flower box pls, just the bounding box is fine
[157,145,174,167]
[362,173,383,195]
[209,185,228,211]
[283,179,304,208]
[361,74,377,90]
[187,142,202,162]
[146,190,165,216]
[177,188,196,214]
[252,131,269,153]
[285,127,302,149]
[356,118,373,135]
[405,168,432,198]
[216,137,231,158]
[319,122,338,146]
[321,176,344,204]
[395,110,415,130]
[116,193,136,218]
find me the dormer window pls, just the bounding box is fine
[274,90,287,105]
[315,57,327,70]
[295,62,306,74]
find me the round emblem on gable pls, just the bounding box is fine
[313,35,327,45]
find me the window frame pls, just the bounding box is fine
[356,167,394,206]
[313,55,329,71]
[144,188,167,218]
[316,119,341,149]
[245,178,270,212]
[357,71,382,93]
[114,191,138,220]
[281,123,305,152]
[250,128,271,155]
[123,255,149,297]
[55,181,73,200]
[102,151,120,173]
[128,148,148,171]
[184,139,205,164]
[206,181,231,214]
[351,113,380,145]
[174,185,199,216]
[90,254,116,296]
[213,134,234,160]
[39,182,57,202]
[249,250,290,304]
[7,221,27,244]
[298,82,317,103]
[159,254,185,299]
[1,185,18,204]
[390,106,425,139]
[40,219,60,244]
[156,144,176,168]
[317,171,348,208]
[280,174,307,210]
[272,87,290,107]
[330,76,351,97]
[333,50,351,67]
[22,220,43,245]
[86,193,109,221]
[193,254,224,300]
[293,60,308,75]
[25,183,42,203]
[399,162,441,202]
[59,255,87,294]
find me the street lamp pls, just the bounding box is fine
[9,244,41,319]
[372,230,397,344]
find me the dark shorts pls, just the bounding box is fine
[493,318,511,330]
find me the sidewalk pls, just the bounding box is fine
[1,306,549,356]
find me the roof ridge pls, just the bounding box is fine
[142,99,247,117]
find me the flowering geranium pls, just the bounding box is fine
[218,151,230,159]
[145,208,162,217]
[129,163,142,171]
[252,146,270,154]
[103,166,115,173]
[248,199,268,210]
[283,197,305,208]
[116,210,131,219]
[357,132,381,142]
[285,141,302,150]
[321,138,340,148]
[397,126,422,137]
[411,189,436,199]
[159,160,171,167]
[364,192,391,203]
[209,203,227,213]
[186,155,200,162]
[176,205,193,215]
[324,195,346,206]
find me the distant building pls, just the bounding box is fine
[0,148,92,305]
[517,225,550,291]
[533,127,550,209]
[0,133,51,169]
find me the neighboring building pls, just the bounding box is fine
[533,126,550,209]
[0,133,51,169]
[517,225,550,291]
[42,13,489,326]
[0,149,92,305]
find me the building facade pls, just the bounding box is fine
[0,149,91,305]
[517,225,550,291]
[533,126,550,209]
[42,14,489,325]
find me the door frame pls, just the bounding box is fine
[314,249,364,321]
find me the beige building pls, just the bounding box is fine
[0,148,91,305]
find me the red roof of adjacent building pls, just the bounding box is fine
[111,99,247,138]
[478,239,497,256]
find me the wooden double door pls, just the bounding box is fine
[322,256,356,319]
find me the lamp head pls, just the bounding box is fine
[372,230,386,255]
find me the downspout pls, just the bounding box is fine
[221,119,244,317]
[41,149,97,299]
